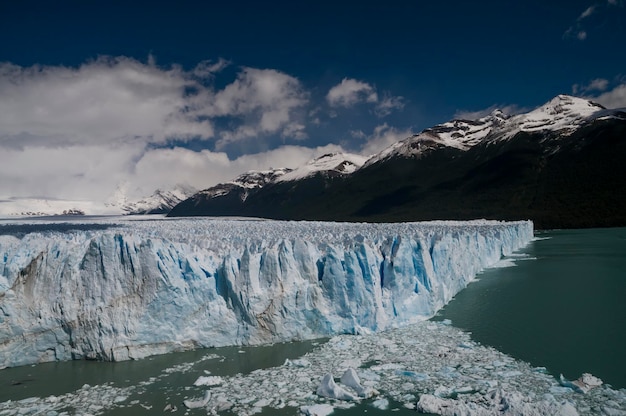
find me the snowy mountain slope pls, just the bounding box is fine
[196,168,292,202]
[365,95,612,166]
[170,95,626,228]
[0,197,116,217]
[121,184,197,214]
[170,153,367,215]
[275,152,369,182]
[0,185,197,217]
[0,218,532,367]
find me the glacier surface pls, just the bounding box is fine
[0,218,532,368]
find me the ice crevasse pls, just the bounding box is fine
[0,219,533,368]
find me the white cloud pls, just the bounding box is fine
[577,30,588,40]
[573,78,610,94]
[0,58,310,151]
[589,83,626,108]
[0,143,145,201]
[326,78,378,107]
[360,124,414,156]
[579,5,596,19]
[350,130,367,139]
[195,67,309,147]
[326,78,404,118]
[0,56,407,212]
[132,144,347,195]
[0,142,349,207]
[192,58,230,78]
[374,94,406,117]
[0,57,214,147]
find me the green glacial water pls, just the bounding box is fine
[0,227,624,415]
[434,227,626,389]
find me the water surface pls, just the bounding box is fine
[434,227,626,388]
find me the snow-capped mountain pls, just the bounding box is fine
[172,152,368,214]
[198,168,292,202]
[275,152,369,182]
[121,185,197,215]
[101,183,197,215]
[365,95,609,166]
[169,94,626,228]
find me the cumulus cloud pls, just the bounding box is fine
[0,57,214,147]
[202,67,309,147]
[0,58,309,151]
[112,144,347,196]
[327,78,378,107]
[579,5,596,19]
[587,83,626,108]
[374,94,406,117]
[573,78,610,94]
[326,78,404,118]
[0,143,145,201]
[0,142,349,206]
[0,56,408,212]
[563,1,621,40]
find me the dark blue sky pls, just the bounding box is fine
[0,0,625,203]
[2,1,625,142]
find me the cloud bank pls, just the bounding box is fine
[0,57,411,212]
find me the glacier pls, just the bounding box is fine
[0,218,532,369]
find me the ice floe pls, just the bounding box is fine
[0,321,624,415]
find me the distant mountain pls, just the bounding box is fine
[0,184,198,217]
[171,153,368,217]
[169,95,626,229]
[120,184,197,215]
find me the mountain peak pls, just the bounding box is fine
[541,94,604,115]
[276,152,369,182]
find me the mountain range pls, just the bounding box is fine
[169,95,626,229]
[0,185,196,217]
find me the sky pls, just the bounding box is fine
[0,0,625,208]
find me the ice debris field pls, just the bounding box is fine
[0,217,624,415]
[0,320,624,416]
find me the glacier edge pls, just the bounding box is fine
[0,219,533,368]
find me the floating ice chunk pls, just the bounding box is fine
[340,368,379,398]
[492,258,517,268]
[371,397,389,410]
[498,370,523,378]
[183,391,211,409]
[253,398,271,408]
[284,358,312,367]
[340,368,362,390]
[193,375,223,386]
[560,373,603,394]
[417,394,470,415]
[556,402,581,416]
[300,403,335,416]
[550,386,574,395]
[316,373,357,401]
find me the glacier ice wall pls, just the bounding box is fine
[0,219,533,368]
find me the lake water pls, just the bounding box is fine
[433,227,626,390]
[0,227,624,414]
